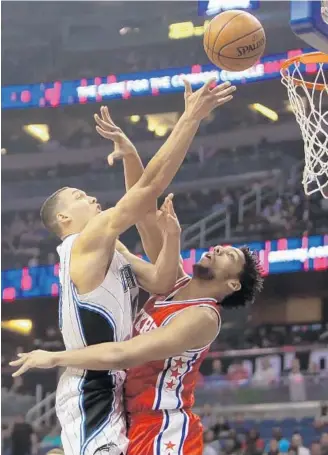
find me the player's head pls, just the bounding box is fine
[40,187,101,239]
[193,245,263,307]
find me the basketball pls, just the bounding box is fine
[203,10,266,72]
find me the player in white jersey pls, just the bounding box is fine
[10,80,236,455]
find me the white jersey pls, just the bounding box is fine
[55,234,139,455]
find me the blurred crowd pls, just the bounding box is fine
[2,179,326,270]
[200,408,328,455]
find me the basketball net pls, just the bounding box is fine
[280,52,328,199]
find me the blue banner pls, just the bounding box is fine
[2,235,327,302]
[1,48,312,110]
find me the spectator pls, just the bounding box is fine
[10,415,38,455]
[266,439,281,455]
[316,403,328,427]
[227,361,249,384]
[288,359,306,402]
[203,430,219,455]
[211,416,230,439]
[201,404,215,430]
[207,359,225,383]
[252,357,277,387]
[310,442,321,455]
[290,433,310,455]
[265,428,290,453]
[244,429,265,455]
[321,433,328,455]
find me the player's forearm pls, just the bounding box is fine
[139,113,200,195]
[123,153,162,261]
[136,216,164,263]
[54,344,125,371]
[123,152,145,190]
[152,231,180,293]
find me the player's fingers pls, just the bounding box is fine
[183,79,192,97]
[167,199,177,217]
[107,151,123,166]
[12,362,31,377]
[215,95,234,106]
[9,357,26,367]
[203,77,217,92]
[216,85,236,99]
[95,114,121,134]
[101,106,115,126]
[211,81,232,94]
[96,126,122,141]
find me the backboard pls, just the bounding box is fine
[291,0,328,53]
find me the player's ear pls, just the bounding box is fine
[57,212,71,226]
[227,279,241,293]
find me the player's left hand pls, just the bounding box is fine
[157,194,181,236]
[9,350,59,377]
[94,106,137,166]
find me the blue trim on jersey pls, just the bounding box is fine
[71,284,117,341]
[175,354,198,409]
[156,410,170,455]
[154,358,173,410]
[70,284,117,455]
[178,410,188,455]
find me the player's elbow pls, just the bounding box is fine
[152,274,176,295]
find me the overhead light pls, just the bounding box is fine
[23,124,50,142]
[130,115,140,123]
[2,319,33,335]
[155,125,168,137]
[1,148,7,155]
[249,103,278,122]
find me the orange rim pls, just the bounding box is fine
[281,51,328,91]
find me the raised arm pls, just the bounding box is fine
[10,306,219,375]
[115,197,181,295]
[96,106,163,263]
[72,80,236,292]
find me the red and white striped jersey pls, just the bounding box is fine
[125,275,221,414]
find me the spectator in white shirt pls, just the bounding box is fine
[290,433,310,455]
[252,357,277,388]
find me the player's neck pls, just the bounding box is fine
[174,278,222,302]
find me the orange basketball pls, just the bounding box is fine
[203,10,266,72]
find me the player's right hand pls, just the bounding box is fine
[156,194,181,236]
[183,78,236,121]
[9,350,59,376]
[94,106,137,166]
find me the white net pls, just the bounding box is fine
[281,53,328,199]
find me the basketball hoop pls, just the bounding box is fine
[281,52,328,198]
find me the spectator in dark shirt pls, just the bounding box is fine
[11,415,38,455]
[244,429,264,455]
[211,416,230,439]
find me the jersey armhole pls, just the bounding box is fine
[162,303,221,354]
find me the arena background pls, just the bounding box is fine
[1,1,328,455]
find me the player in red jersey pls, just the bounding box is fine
[10,90,263,455]
[10,225,263,455]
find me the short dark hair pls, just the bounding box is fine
[221,246,263,308]
[40,187,68,237]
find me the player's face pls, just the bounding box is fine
[57,187,101,231]
[194,245,245,290]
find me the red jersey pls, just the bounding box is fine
[125,275,221,414]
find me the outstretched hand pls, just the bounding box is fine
[9,350,58,377]
[94,106,137,166]
[183,78,236,122]
[156,194,181,236]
